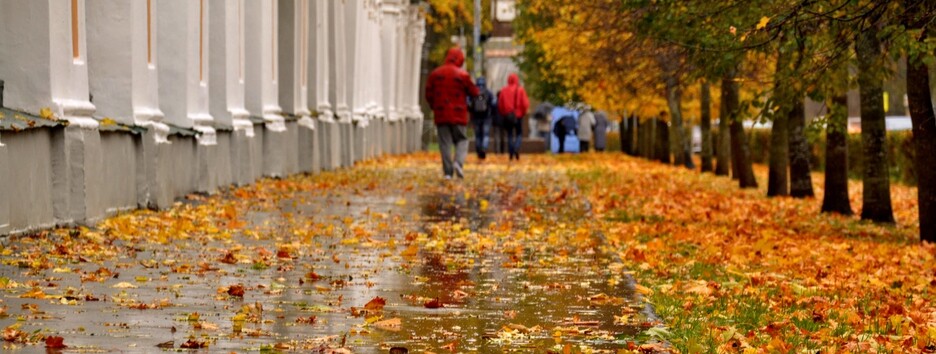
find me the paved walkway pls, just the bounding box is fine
[0,154,663,353]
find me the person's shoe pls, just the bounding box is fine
[444,175,452,180]
[480,151,486,160]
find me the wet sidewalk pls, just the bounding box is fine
[0,154,664,353]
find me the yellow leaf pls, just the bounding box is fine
[634,284,653,296]
[100,118,117,126]
[756,16,770,30]
[39,107,54,120]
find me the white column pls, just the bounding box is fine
[51,0,96,127]
[346,0,368,124]
[309,0,332,121]
[406,5,426,120]
[382,0,401,122]
[209,0,252,136]
[331,0,351,123]
[367,0,384,121]
[157,0,215,145]
[0,1,96,127]
[245,0,284,132]
[278,0,313,129]
[87,0,169,142]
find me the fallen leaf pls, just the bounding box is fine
[373,317,402,331]
[364,296,387,311]
[424,298,443,309]
[44,336,66,349]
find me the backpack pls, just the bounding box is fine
[471,91,489,114]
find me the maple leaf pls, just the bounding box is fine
[44,336,66,349]
[227,284,245,297]
[424,298,443,309]
[219,252,237,264]
[363,296,387,311]
[179,339,207,349]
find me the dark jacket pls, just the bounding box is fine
[425,48,479,125]
[470,77,495,122]
[555,115,578,137]
[594,111,610,149]
[496,74,530,119]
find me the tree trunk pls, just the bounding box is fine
[787,95,814,197]
[665,76,688,167]
[656,119,671,164]
[906,33,936,242]
[700,81,714,173]
[621,116,631,154]
[715,83,732,176]
[822,94,853,215]
[724,73,758,188]
[856,24,895,223]
[629,115,639,155]
[767,48,790,196]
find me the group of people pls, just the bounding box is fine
[425,47,609,179]
[425,47,529,179]
[553,109,611,153]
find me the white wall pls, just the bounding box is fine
[0,0,53,115]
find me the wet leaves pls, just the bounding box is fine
[0,153,666,352]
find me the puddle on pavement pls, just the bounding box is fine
[0,166,658,353]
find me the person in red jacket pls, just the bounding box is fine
[496,73,530,160]
[425,47,479,179]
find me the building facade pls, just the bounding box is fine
[0,0,427,235]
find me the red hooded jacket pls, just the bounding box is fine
[497,74,530,119]
[425,48,479,125]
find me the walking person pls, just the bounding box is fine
[554,114,577,153]
[578,109,595,152]
[492,89,506,154]
[593,110,610,152]
[496,74,530,161]
[469,77,495,159]
[533,102,554,141]
[425,47,479,179]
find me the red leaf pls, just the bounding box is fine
[228,284,245,297]
[424,298,443,309]
[364,296,387,311]
[45,336,66,349]
[180,339,207,349]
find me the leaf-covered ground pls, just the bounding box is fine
[0,152,929,353]
[564,154,931,353]
[0,153,672,353]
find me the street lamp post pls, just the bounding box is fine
[473,0,481,78]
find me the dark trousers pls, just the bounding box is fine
[505,119,522,157]
[580,140,590,153]
[557,134,567,153]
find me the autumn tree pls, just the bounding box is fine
[855,6,895,224]
[901,0,936,241]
